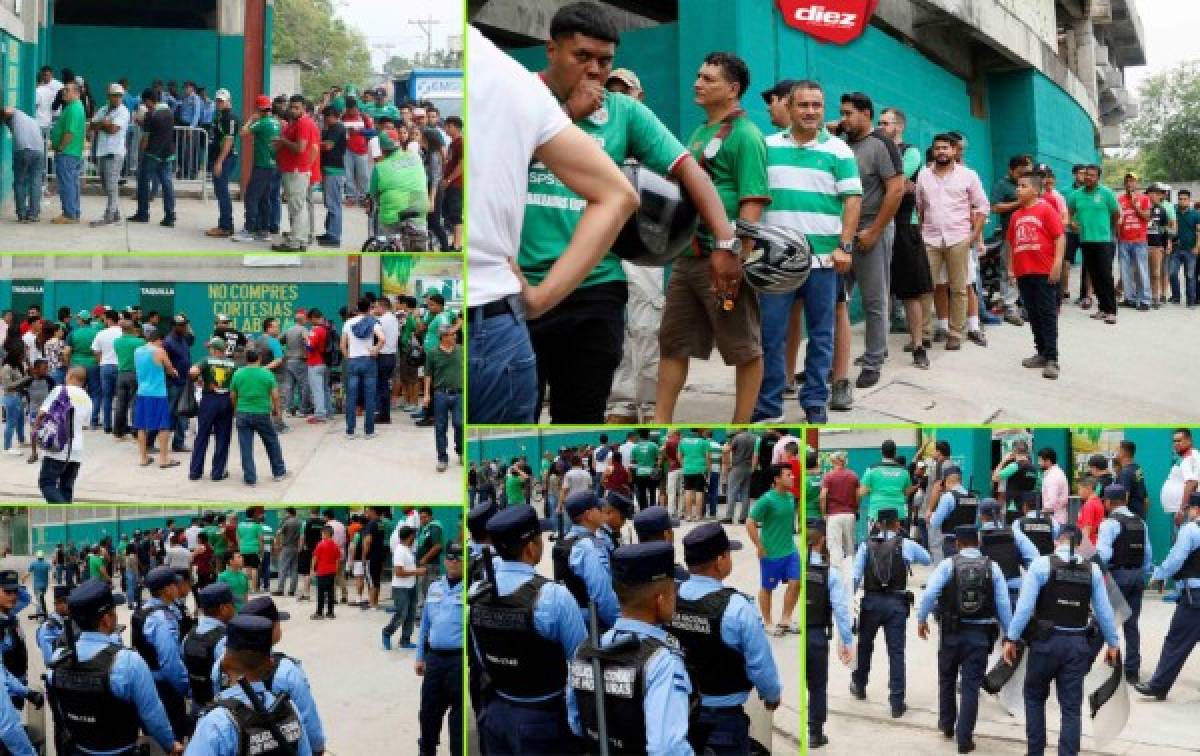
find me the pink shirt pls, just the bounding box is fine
[915,163,991,247]
[1040,464,1070,525]
[1042,189,1068,222]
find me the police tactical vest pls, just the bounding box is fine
[132,604,171,670]
[175,602,196,639]
[183,625,226,706]
[942,491,978,531]
[806,564,833,629]
[1016,514,1055,556]
[1,618,28,680]
[1172,541,1200,581]
[979,527,1022,580]
[569,635,665,755]
[1006,461,1038,504]
[551,534,591,609]
[864,536,907,593]
[1109,513,1146,569]
[468,575,567,699]
[1035,557,1092,629]
[48,646,142,752]
[214,692,304,756]
[941,554,995,622]
[665,587,751,696]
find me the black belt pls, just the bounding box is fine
[427,647,461,658]
[434,388,460,395]
[468,298,514,320]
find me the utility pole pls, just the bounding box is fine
[409,15,441,65]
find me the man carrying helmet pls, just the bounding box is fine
[750,79,862,425]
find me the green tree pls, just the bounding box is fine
[1125,60,1200,182]
[383,49,463,77]
[273,0,372,99]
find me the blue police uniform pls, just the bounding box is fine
[416,568,464,756]
[916,543,1012,749]
[0,678,33,756]
[1007,543,1120,756]
[0,585,32,703]
[1011,517,1061,558]
[980,517,1039,604]
[1095,500,1153,679]
[851,523,931,713]
[930,485,971,532]
[186,681,313,756]
[1139,515,1200,697]
[565,523,620,630]
[141,596,190,695]
[36,611,68,666]
[805,551,853,744]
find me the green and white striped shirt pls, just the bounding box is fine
[764,129,862,261]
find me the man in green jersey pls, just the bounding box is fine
[188,338,237,482]
[235,95,283,242]
[65,309,102,428]
[806,448,823,524]
[111,320,145,440]
[1066,164,1120,322]
[858,439,913,530]
[631,428,660,511]
[522,2,737,424]
[236,513,264,593]
[679,428,712,522]
[747,462,801,635]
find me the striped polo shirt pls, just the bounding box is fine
[763,129,862,261]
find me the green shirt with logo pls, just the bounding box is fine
[196,356,237,393]
[749,488,799,558]
[87,553,106,580]
[679,435,711,475]
[806,471,823,522]
[230,366,276,415]
[1067,185,1119,243]
[505,472,525,504]
[68,323,100,367]
[423,310,458,352]
[632,441,660,476]
[685,114,769,251]
[237,521,263,555]
[362,102,400,122]
[113,334,146,372]
[218,568,249,610]
[51,100,86,157]
[520,90,688,288]
[370,149,429,225]
[249,115,282,169]
[861,462,911,520]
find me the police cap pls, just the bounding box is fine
[467,501,498,540]
[682,522,743,566]
[66,579,125,620]
[633,506,680,541]
[1103,484,1127,501]
[612,542,677,586]
[145,566,182,593]
[485,506,554,547]
[242,595,290,622]
[197,583,235,609]
[226,615,274,653]
[565,491,600,521]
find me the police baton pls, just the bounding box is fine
[236,678,298,756]
[587,597,611,756]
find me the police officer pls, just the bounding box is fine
[805,522,853,749]
[566,542,692,754]
[553,491,620,631]
[1134,492,1200,700]
[993,440,1038,524]
[668,522,780,753]
[172,568,197,638]
[184,582,235,710]
[978,498,1038,608]
[133,565,192,738]
[0,571,39,714]
[416,541,464,755]
[0,681,34,755]
[1003,525,1120,756]
[598,491,633,558]
[186,615,312,756]
[211,596,326,755]
[468,505,586,754]
[467,501,498,584]
[916,525,1012,754]
[1096,483,1152,683]
[37,585,72,666]
[633,506,680,544]
[850,507,932,717]
[46,579,182,755]
[929,467,976,560]
[1013,492,1058,557]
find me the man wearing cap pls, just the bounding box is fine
[184,582,236,708]
[36,584,71,666]
[1146,182,1171,307]
[24,549,51,619]
[1096,483,1152,684]
[632,506,680,543]
[110,319,145,441]
[133,566,191,736]
[850,507,932,718]
[415,541,463,756]
[65,310,101,425]
[916,525,1012,754]
[188,615,312,756]
[86,83,131,226]
[553,491,620,631]
[1003,526,1120,756]
[230,347,287,486]
[235,94,284,243]
[468,505,587,753]
[1117,171,1153,310]
[369,128,429,241]
[668,522,780,752]
[597,491,633,558]
[205,88,241,238]
[1136,492,1200,700]
[929,466,972,560]
[46,580,181,755]
[977,498,1035,610]
[0,572,36,710]
[566,541,692,753]
[188,336,237,481]
[465,502,496,582]
[162,314,194,454]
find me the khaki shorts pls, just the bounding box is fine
[659,255,762,365]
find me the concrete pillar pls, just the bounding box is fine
[219,0,247,35]
[1073,19,1097,103]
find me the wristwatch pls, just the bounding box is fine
[714,237,741,254]
[838,240,855,254]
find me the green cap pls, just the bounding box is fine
[207,337,225,349]
[377,133,396,152]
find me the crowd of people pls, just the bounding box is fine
[1,68,464,251]
[0,290,462,501]
[803,430,1200,752]
[468,1,1199,426]
[0,506,463,755]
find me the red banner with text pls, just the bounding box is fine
[776,0,880,45]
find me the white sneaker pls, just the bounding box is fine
[755,415,785,424]
[231,230,255,242]
[4,449,23,456]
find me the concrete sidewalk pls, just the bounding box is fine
[815,559,1200,755]
[0,407,463,504]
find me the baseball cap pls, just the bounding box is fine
[216,314,232,324]
[411,107,426,117]
[215,88,231,102]
[76,309,91,320]
[91,305,106,317]
[173,314,189,325]
[607,68,642,92]
[207,337,225,349]
[255,94,271,109]
[108,83,125,96]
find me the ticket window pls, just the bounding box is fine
[55,0,217,29]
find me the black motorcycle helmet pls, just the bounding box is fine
[611,160,698,266]
[737,219,813,294]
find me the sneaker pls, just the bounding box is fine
[273,472,290,482]
[271,242,306,252]
[1137,303,1150,312]
[848,682,866,700]
[979,312,1002,326]
[781,383,797,397]
[364,432,377,440]
[966,330,988,347]
[127,214,150,223]
[160,216,176,227]
[326,612,335,619]
[310,613,324,620]
[932,329,948,343]
[913,347,929,369]
[1003,312,1024,326]
[1022,355,1047,368]
[829,379,853,411]
[306,416,326,424]
[317,237,340,248]
[755,415,785,424]
[1042,361,1060,380]
[855,369,880,389]
[253,231,271,242]
[206,227,232,237]
[231,229,255,242]
[945,336,962,351]
[436,461,448,472]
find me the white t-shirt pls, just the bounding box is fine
[343,315,383,359]
[391,543,417,588]
[619,441,636,469]
[91,325,122,366]
[185,525,202,550]
[22,332,41,362]
[92,104,130,157]
[563,468,592,497]
[1165,449,1200,513]
[35,80,62,129]
[378,312,400,354]
[466,25,570,305]
[165,545,192,569]
[593,447,610,477]
[39,385,92,463]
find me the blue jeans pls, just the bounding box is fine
[1167,249,1197,304]
[322,174,345,242]
[1118,241,1151,305]
[235,412,286,484]
[467,304,537,423]
[3,394,25,449]
[38,457,80,503]
[433,390,462,464]
[86,365,101,425]
[376,353,395,422]
[99,365,118,432]
[269,170,283,232]
[54,153,82,219]
[165,382,188,449]
[137,155,176,219]
[307,364,330,418]
[754,267,837,420]
[244,166,273,232]
[344,357,377,435]
[1024,633,1091,756]
[190,392,232,480]
[13,148,45,220]
[213,153,239,232]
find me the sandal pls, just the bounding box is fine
[1105,314,1117,325]
[159,460,181,469]
[139,459,153,467]
[1089,311,1106,320]
[772,624,788,638]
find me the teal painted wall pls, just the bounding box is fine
[216,34,245,112]
[471,428,744,465]
[0,31,22,204]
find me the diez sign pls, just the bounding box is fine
[776,0,879,45]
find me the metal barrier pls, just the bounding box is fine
[47,125,210,202]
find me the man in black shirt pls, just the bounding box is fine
[213,314,246,364]
[206,88,240,237]
[296,506,326,602]
[1115,440,1148,517]
[129,88,177,226]
[317,106,348,248]
[360,507,386,609]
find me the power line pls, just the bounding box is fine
[409,15,441,63]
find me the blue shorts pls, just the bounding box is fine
[760,552,801,590]
[133,395,173,431]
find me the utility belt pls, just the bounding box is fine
[938,618,998,648]
[426,647,461,658]
[491,692,565,712]
[1023,620,1094,643]
[864,589,914,604]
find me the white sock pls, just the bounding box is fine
[968,316,980,331]
[937,318,949,331]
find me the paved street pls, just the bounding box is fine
[815,559,1200,755]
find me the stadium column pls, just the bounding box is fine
[218,0,255,186]
[1125,427,1200,569]
[930,428,993,495]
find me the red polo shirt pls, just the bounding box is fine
[277,114,321,174]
